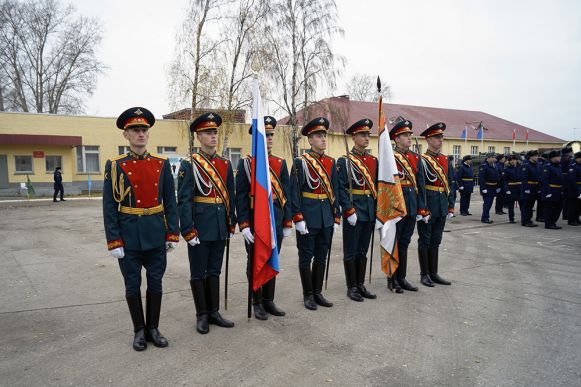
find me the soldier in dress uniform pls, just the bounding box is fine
[567,151,581,225]
[235,116,291,320]
[494,154,507,215]
[177,112,237,334]
[337,118,378,301]
[388,120,429,293]
[503,154,524,223]
[103,107,179,351]
[520,150,541,227]
[536,152,550,222]
[560,147,576,224]
[417,122,454,287]
[478,152,500,224]
[540,150,564,229]
[456,155,474,216]
[290,117,341,310]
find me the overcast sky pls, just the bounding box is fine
[76,0,581,141]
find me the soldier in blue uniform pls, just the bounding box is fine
[536,152,550,222]
[455,155,474,216]
[520,150,541,227]
[177,112,237,334]
[290,117,341,310]
[494,154,507,215]
[503,154,523,223]
[388,120,428,293]
[417,123,454,287]
[566,151,581,225]
[560,147,575,223]
[103,107,179,351]
[540,150,564,229]
[337,118,378,301]
[478,153,500,224]
[235,116,292,320]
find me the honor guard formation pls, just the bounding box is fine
[103,107,581,351]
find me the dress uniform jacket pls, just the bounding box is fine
[337,148,378,222]
[540,162,564,202]
[478,162,500,198]
[235,154,292,238]
[177,151,236,242]
[392,148,428,216]
[503,165,523,201]
[291,151,341,229]
[520,160,541,200]
[421,150,455,218]
[455,162,475,193]
[103,151,179,251]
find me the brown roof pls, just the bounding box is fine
[163,108,246,123]
[280,96,564,143]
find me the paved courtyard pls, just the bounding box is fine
[0,197,580,386]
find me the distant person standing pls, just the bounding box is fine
[479,153,500,224]
[494,154,507,215]
[53,166,65,202]
[455,155,474,216]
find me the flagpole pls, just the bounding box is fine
[513,128,516,151]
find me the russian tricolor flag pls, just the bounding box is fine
[250,78,279,291]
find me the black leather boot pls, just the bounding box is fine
[299,266,317,310]
[126,293,147,351]
[418,247,434,287]
[344,259,363,302]
[262,278,285,316]
[397,249,417,291]
[190,280,209,334]
[252,288,268,321]
[356,256,376,299]
[145,292,168,347]
[312,263,333,307]
[387,276,403,293]
[206,276,235,328]
[428,247,451,285]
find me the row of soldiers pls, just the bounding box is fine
[455,149,581,228]
[103,107,455,351]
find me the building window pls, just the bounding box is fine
[76,146,100,173]
[471,146,478,155]
[488,146,496,153]
[224,148,242,167]
[157,146,178,154]
[452,145,461,166]
[504,147,510,154]
[118,146,131,155]
[15,155,33,173]
[412,144,422,154]
[45,156,62,172]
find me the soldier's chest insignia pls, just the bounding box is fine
[179,170,185,178]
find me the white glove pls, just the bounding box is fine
[165,242,177,252]
[546,194,552,198]
[459,186,464,191]
[446,213,454,219]
[229,233,234,239]
[334,223,340,230]
[283,227,292,238]
[422,214,431,224]
[416,214,423,221]
[496,188,501,193]
[188,237,201,246]
[295,221,309,235]
[506,191,511,195]
[110,247,124,259]
[347,213,357,226]
[241,227,255,244]
[578,194,581,199]
[482,189,488,194]
[524,189,531,194]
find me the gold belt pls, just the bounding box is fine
[119,204,164,216]
[302,192,328,200]
[425,185,444,192]
[528,181,539,185]
[194,196,223,204]
[485,182,498,186]
[549,184,562,188]
[461,178,473,181]
[508,182,522,186]
[351,189,372,195]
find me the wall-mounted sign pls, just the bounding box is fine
[33,151,45,158]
